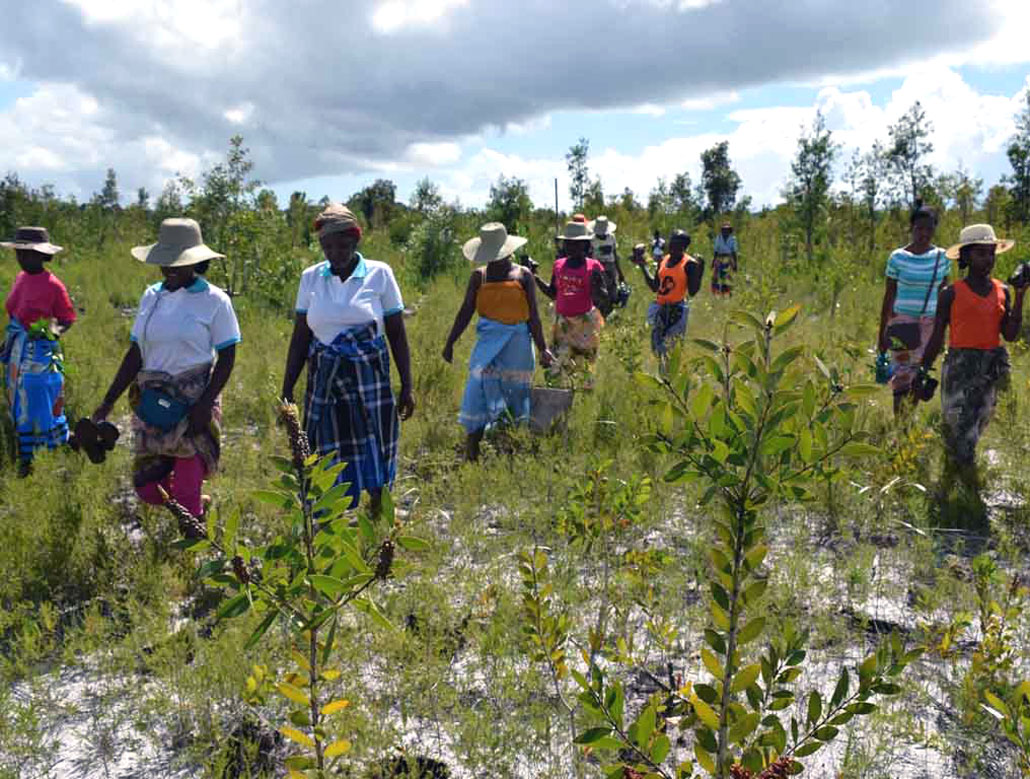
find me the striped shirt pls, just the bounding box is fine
[885,246,946,317]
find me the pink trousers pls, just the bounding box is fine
[136,454,207,517]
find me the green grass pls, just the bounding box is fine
[2,205,1030,778]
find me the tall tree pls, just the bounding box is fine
[700,141,741,216]
[669,171,697,218]
[860,141,889,251]
[286,191,311,247]
[583,177,604,214]
[886,101,934,206]
[648,178,673,224]
[486,174,532,234]
[787,112,838,262]
[951,165,983,224]
[98,168,119,210]
[619,187,641,212]
[566,137,590,210]
[350,179,397,228]
[136,187,149,210]
[1005,88,1030,224]
[410,177,443,215]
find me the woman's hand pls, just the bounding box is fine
[442,342,454,364]
[877,330,890,354]
[540,348,555,368]
[398,386,416,421]
[631,244,646,265]
[188,400,214,436]
[91,401,113,423]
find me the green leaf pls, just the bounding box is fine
[844,384,881,398]
[840,442,880,458]
[702,648,723,679]
[984,691,1009,717]
[691,382,715,419]
[704,628,727,655]
[771,345,805,374]
[325,740,351,758]
[813,725,839,741]
[637,704,656,749]
[731,664,761,693]
[693,338,721,353]
[731,310,765,332]
[812,354,831,380]
[574,727,613,745]
[830,669,849,708]
[244,610,277,650]
[729,712,760,745]
[695,743,716,773]
[253,489,292,508]
[396,535,430,551]
[794,741,823,757]
[806,691,822,726]
[309,574,350,599]
[277,683,310,707]
[223,509,240,550]
[711,583,730,611]
[693,697,720,730]
[353,596,394,630]
[774,304,801,331]
[651,733,671,764]
[737,618,766,646]
[217,593,251,620]
[745,545,768,570]
[799,428,813,463]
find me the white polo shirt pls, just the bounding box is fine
[130,278,241,375]
[294,254,404,345]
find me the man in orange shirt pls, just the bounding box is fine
[630,229,703,362]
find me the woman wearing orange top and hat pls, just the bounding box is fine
[631,229,703,359]
[918,224,1028,475]
[443,223,552,460]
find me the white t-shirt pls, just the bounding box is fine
[294,254,404,345]
[131,277,242,375]
[592,233,617,268]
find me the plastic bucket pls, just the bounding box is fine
[530,387,574,433]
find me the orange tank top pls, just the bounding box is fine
[476,280,529,325]
[656,256,689,305]
[950,278,1006,349]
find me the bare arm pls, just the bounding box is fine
[521,267,550,358]
[384,312,415,420]
[189,345,236,435]
[92,343,143,421]
[919,286,954,371]
[443,271,481,362]
[687,257,705,297]
[281,314,313,403]
[613,249,625,284]
[590,268,609,310]
[534,271,556,300]
[877,279,898,353]
[1002,285,1027,342]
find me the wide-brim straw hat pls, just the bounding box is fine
[588,216,616,236]
[131,218,225,267]
[1,226,63,255]
[557,221,593,242]
[945,223,1015,261]
[462,222,527,265]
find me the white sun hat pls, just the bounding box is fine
[588,215,616,236]
[462,222,528,265]
[557,220,594,242]
[945,223,1015,261]
[131,218,225,267]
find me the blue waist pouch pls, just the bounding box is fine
[135,388,190,431]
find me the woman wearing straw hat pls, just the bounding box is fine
[588,215,625,315]
[918,224,1028,478]
[92,218,240,522]
[443,223,553,461]
[281,203,414,514]
[532,220,608,389]
[1,227,76,475]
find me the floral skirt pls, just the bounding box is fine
[548,308,603,389]
[941,347,1009,466]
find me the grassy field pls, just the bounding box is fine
[3,206,1030,778]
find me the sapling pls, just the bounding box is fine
[572,307,923,778]
[158,401,424,777]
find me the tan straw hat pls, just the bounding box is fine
[131,218,225,267]
[462,222,528,265]
[588,215,616,236]
[945,223,1015,261]
[557,220,594,242]
[1,226,63,255]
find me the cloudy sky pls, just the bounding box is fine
[0,0,1028,210]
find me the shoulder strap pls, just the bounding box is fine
[918,250,942,316]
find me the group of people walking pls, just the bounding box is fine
[1,198,1025,522]
[876,202,1028,483]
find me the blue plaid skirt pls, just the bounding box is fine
[304,323,398,506]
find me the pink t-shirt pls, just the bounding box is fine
[5,270,77,327]
[553,257,602,317]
